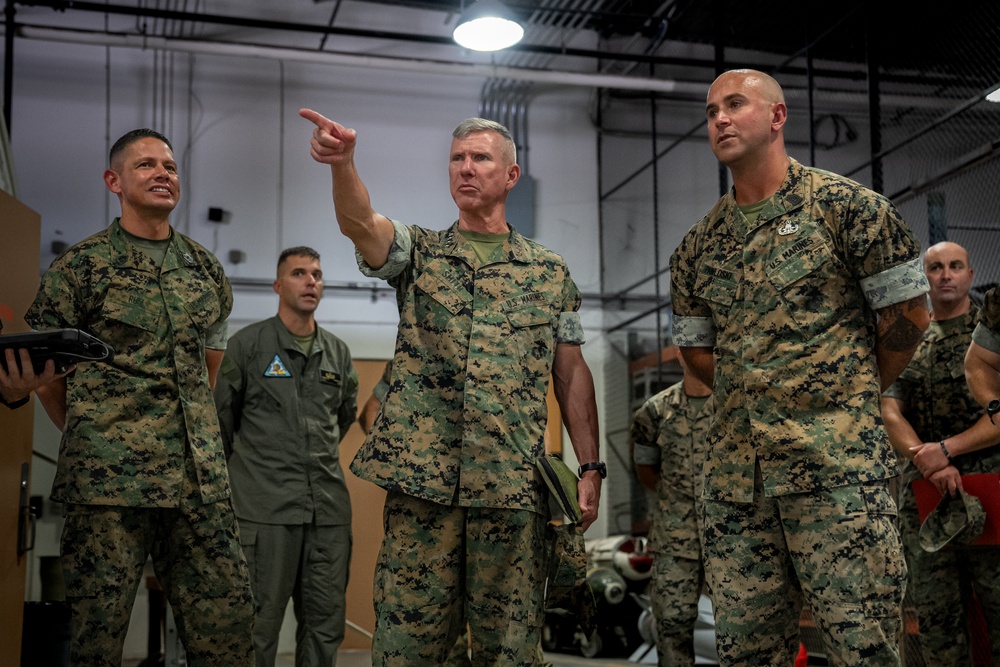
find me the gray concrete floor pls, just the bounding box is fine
[272,649,636,666]
[125,649,635,666]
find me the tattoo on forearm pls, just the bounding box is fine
[879,296,926,351]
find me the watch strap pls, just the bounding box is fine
[578,461,607,478]
[1,394,30,410]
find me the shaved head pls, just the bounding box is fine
[709,69,785,106]
[923,241,974,318]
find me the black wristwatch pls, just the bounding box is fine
[988,398,1000,425]
[578,461,607,479]
[0,394,30,410]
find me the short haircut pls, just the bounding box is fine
[722,68,786,105]
[277,246,321,272]
[109,129,172,168]
[452,118,517,165]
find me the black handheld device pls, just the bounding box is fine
[0,329,115,375]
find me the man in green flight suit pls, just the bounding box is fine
[300,108,603,666]
[215,246,359,667]
[2,128,254,666]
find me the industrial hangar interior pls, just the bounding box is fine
[3,0,1000,664]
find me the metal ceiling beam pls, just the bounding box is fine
[15,0,713,68]
[15,24,710,94]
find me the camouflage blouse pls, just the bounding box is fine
[670,159,928,502]
[350,220,584,514]
[630,381,715,558]
[26,219,233,507]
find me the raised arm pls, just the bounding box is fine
[874,295,930,391]
[300,109,396,269]
[552,342,601,531]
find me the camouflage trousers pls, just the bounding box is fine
[648,552,705,667]
[61,499,255,667]
[372,491,548,667]
[702,464,905,667]
[898,481,1000,666]
[443,630,551,667]
[238,519,352,667]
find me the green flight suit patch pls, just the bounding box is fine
[264,354,291,377]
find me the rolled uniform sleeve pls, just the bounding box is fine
[205,318,229,350]
[631,400,662,467]
[356,219,413,280]
[669,223,716,348]
[861,257,929,311]
[557,309,585,345]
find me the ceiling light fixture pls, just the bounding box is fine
[453,0,524,52]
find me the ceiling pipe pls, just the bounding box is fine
[13,0,716,69]
[15,24,708,94]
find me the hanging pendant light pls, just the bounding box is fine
[453,0,525,52]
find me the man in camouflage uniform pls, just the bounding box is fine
[882,241,1000,665]
[7,129,254,666]
[669,69,930,666]
[356,361,551,667]
[630,357,714,667]
[214,246,359,667]
[300,108,603,666]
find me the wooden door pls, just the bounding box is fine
[340,358,389,649]
[0,189,42,664]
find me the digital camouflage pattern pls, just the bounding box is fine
[61,493,254,666]
[25,219,234,506]
[373,359,392,402]
[702,474,905,666]
[647,554,705,667]
[670,159,928,502]
[373,492,549,666]
[884,306,987,477]
[670,159,922,665]
[973,285,1000,353]
[630,382,714,667]
[884,304,1000,665]
[351,220,584,515]
[917,491,986,551]
[25,218,253,665]
[630,382,714,559]
[353,220,582,666]
[215,315,359,526]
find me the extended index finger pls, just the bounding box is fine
[299,107,333,131]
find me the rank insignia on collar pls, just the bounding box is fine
[181,252,196,265]
[777,220,800,236]
[264,354,291,377]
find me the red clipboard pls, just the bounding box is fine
[912,473,1000,546]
